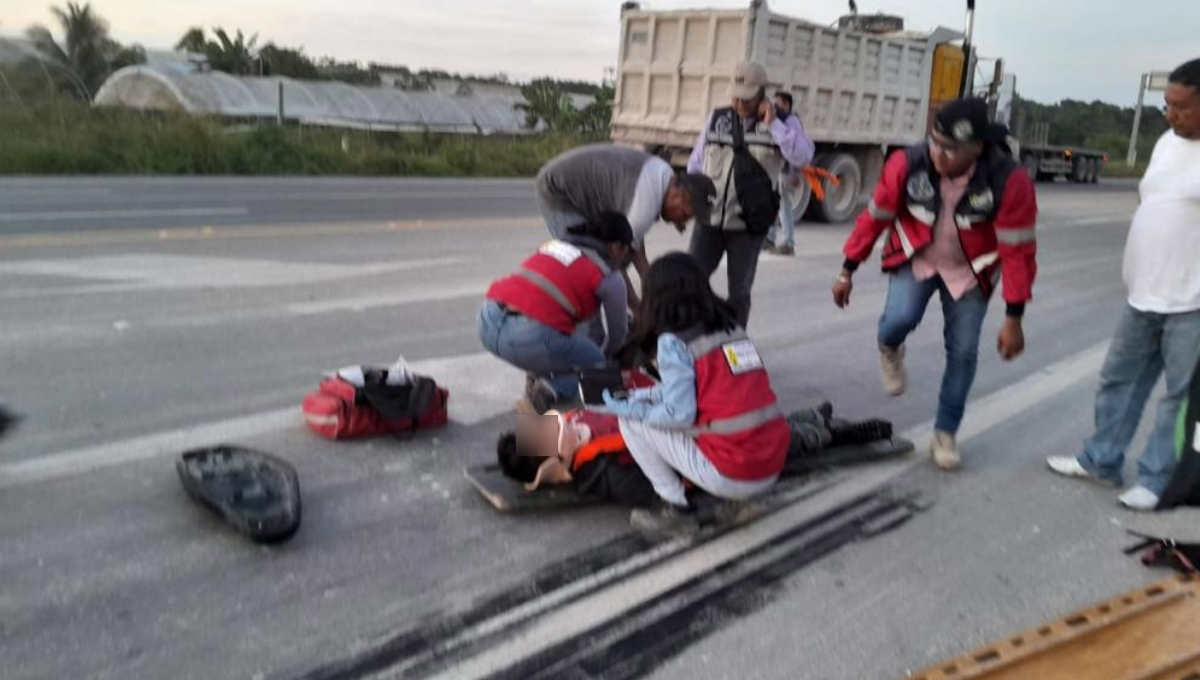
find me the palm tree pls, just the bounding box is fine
[175,27,207,54]
[206,28,258,75]
[25,2,143,98]
[516,79,578,131]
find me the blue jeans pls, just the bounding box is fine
[878,264,989,434]
[766,177,796,249]
[477,300,606,399]
[1077,304,1200,495]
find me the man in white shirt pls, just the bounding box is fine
[1048,58,1200,510]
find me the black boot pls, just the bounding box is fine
[828,418,893,446]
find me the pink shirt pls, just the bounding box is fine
[912,167,977,299]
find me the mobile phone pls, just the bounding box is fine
[578,367,626,406]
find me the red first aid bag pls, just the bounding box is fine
[303,376,448,440]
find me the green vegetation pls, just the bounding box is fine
[1015,97,1169,171]
[0,100,604,175]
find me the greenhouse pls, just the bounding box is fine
[93,64,537,134]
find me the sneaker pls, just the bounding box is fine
[879,345,907,396]
[1045,456,1119,487]
[931,430,960,470]
[770,244,795,256]
[630,503,700,538]
[1118,485,1160,512]
[761,239,776,251]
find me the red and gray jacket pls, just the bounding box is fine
[842,144,1038,315]
[687,330,790,481]
[486,239,611,334]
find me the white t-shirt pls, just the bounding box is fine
[625,157,676,249]
[1123,131,1200,313]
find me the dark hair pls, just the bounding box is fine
[774,91,794,108]
[1169,58,1200,91]
[566,210,633,246]
[633,252,739,355]
[496,431,541,483]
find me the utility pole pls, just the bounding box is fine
[1128,70,1171,167]
[1127,73,1148,167]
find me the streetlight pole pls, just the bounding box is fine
[1127,72,1148,168]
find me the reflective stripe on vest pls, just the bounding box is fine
[515,267,580,318]
[686,329,748,359]
[970,251,1000,273]
[995,227,1036,245]
[868,199,896,221]
[688,402,784,436]
[894,223,916,257]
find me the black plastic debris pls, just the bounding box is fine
[176,445,302,543]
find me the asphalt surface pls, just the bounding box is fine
[0,176,1195,680]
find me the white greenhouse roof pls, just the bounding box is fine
[94,65,538,134]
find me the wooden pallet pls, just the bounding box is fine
[899,574,1200,680]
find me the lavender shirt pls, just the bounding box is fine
[686,112,815,175]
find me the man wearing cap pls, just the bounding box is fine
[831,98,1038,470]
[687,61,815,327]
[535,144,716,309]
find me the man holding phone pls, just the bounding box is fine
[687,61,815,327]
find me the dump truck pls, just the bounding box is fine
[610,0,1105,224]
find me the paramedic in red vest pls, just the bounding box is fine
[831,98,1038,470]
[479,212,634,406]
[602,253,790,535]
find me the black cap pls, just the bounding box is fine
[677,172,717,228]
[934,98,990,143]
[569,210,634,246]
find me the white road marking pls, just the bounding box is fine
[415,339,1112,680]
[0,207,249,222]
[0,351,523,489]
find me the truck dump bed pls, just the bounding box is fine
[611,0,962,150]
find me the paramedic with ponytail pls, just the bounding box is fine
[601,252,789,534]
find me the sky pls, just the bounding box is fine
[2,0,1197,106]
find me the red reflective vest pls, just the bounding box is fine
[689,330,789,481]
[486,240,610,334]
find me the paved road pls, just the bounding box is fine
[0,176,1194,680]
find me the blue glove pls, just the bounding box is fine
[601,389,627,413]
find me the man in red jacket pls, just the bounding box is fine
[831,98,1038,470]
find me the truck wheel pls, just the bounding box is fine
[1022,154,1039,181]
[1071,158,1088,183]
[806,153,862,223]
[1089,158,1101,183]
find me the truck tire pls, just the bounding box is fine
[806,152,862,223]
[1022,154,1039,182]
[1088,158,1101,184]
[1071,158,1089,184]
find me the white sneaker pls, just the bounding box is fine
[1118,485,1160,512]
[1045,456,1119,487]
[931,430,960,470]
[879,345,907,396]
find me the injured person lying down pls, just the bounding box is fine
[496,403,894,508]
